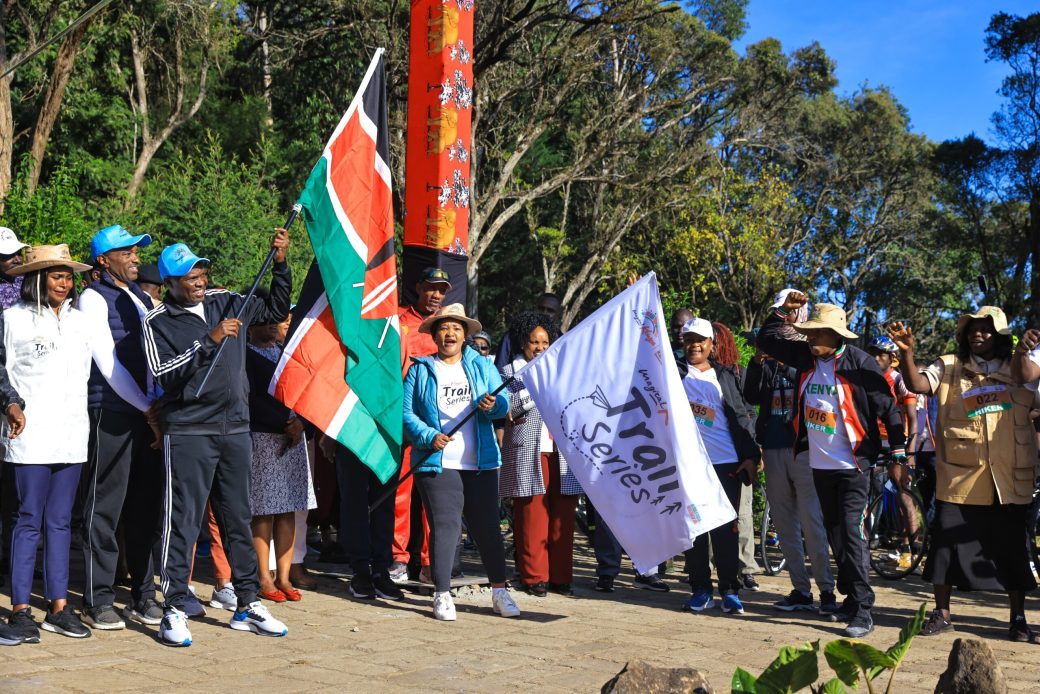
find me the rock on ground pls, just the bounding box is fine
[602,660,713,694]
[933,638,1008,694]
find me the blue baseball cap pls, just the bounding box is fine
[90,225,152,259]
[158,243,210,280]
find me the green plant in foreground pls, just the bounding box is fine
[731,602,927,694]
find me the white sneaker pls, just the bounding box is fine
[209,584,237,610]
[158,608,192,647]
[229,601,288,637]
[432,591,456,621]
[492,588,520,618]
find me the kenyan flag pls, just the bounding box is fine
[270,50,401,482]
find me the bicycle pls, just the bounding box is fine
[864,455,928,580]
[759,498,787,575]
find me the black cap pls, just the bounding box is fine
[137,262,162,286]
[420,267,452,288]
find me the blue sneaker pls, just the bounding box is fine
[721,593,744,614]
[684,589,714,612]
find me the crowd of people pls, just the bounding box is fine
[0,222,1037,650]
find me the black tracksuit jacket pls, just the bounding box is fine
[141,262,291,435]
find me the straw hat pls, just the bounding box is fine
[7,244,92,275]
[418,303,482,336]
[955,306,1010,339]
[793,303,858,340]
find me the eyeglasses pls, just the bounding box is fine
[474,342,490,354]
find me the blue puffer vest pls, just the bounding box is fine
[86,272,154,412]
[403,346,510,474]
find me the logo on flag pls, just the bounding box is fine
[516,273,736,574]
[270,50,402,482]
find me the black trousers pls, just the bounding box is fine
[685,462,742,594]
[813,467,874,616]
[160,433,258,609]
[79,408,163,607]
[416,468,507,593]
[336,445,394,577]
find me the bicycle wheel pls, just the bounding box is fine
[867,486,927,580]
[759,499,786,575]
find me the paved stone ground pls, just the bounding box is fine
[2,536,1039,693]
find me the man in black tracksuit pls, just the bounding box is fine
[142,232,290,646]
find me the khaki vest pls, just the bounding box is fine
[935,355,1036,505]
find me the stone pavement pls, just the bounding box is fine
[2,537,1039,693]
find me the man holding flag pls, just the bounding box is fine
[142,233,291,647]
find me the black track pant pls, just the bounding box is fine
[416,468,507,593]
[336,446,394,577]
[813,467,874,617]
[160,433,259,610]
[684,461,743,595]
[79,408,163,607]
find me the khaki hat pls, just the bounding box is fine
[419,303,482,336]
[955,306,1010,339]
[793,303,858,340]
[7,244,92,275]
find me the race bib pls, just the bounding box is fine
[771,391,793,416]
[962,385,1011,418]
[691,402,717,428]
[805,403,837,435]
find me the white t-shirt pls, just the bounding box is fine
[184,302,206,320]
[803,357,856,470]
[682,365,739,465]
[915,396,934,453]
[433,357,478,471]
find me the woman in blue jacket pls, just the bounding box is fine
[404,303,520,622]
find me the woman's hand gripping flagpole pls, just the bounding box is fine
[194,203,302,401]
[368,375,517,512]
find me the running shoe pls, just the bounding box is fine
[229,602,288,637]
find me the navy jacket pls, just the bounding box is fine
[86,272,154,412]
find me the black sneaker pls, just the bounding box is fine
[548,582,573,596]
[350,573,376,599]
[818,590,839,615]
[844,613,874,638]
[920,610,954,636]
[594,575,615,592]
[41,605,91,639]
[181,590,207,619]
[0,619,22,646]
[740,574,761,591]
[774,590,814,612]
[634,574,670,592]
[8,608,40,644]
[124,598,164,626]
[82,604,125,630]
[372,573,404,601]
[828,597,857,623]
[1008,616,1039,643]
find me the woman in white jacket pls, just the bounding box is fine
[2,245,93,643]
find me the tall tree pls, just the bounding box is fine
[986,11,1040,323]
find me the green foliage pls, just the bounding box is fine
[0,156,105,259]
[730,604,927,694]
[127,134,312,293]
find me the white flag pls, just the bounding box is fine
[518,273,736,574]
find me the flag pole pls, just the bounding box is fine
[368,375,516,512]
[194,203,303,400]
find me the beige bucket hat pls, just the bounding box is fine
[419,302,482,336]
[7,244,92,275]
[793,303,858,340]
[955,306,1010,339]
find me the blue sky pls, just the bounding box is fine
[735,1,1037,144]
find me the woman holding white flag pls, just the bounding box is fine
[403,303,521,621]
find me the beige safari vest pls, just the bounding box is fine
[935,355,1036,505]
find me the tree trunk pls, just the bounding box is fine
[0,76,13,213]
[466,258,479,319]
[26,21,91,195]
[126,137,163,201]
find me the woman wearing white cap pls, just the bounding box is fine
[0,226,30,309]
[2,245,94,643]
[676,317,761,617]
